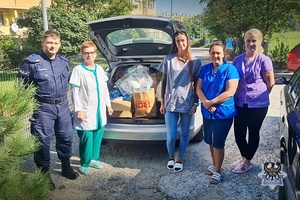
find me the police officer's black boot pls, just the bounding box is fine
[61,159,79,180]
[40,167,55,191]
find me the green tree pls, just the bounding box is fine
[199,0,300,55]
[0,80,50,199]
[51,0,135,20]
[0,34,36,70]
[16,0,135,58]
[17,7,90,57]
[182,17,201,39]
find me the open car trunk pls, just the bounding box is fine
[107,62,165,125]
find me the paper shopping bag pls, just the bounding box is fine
[132,88,157,118]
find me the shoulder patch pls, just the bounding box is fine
[25,54,41,63]
[58,55,69,62]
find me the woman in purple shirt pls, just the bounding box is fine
[231,28,275,174]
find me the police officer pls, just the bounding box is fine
[17,29,79,190]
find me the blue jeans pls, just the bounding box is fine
[165,111,192,159]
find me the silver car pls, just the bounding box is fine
[87,15,203,143]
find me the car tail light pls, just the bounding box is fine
[287,52,296,63]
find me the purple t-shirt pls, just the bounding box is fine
[233,53,273,108]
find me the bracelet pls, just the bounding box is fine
[194,102,199,106]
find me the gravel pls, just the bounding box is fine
[21,84,284,200]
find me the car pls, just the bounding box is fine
[86,15,203,143]
[287,43,300,72]
[278,67,300,199]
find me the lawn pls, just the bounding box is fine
[269,31,300,51]
[0,71,17,89]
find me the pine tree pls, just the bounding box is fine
[0,79,51,199]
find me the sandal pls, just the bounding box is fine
[79,166,90,175]
[206,165,215,175]
[210,172,223,184]
[230,159,242,169]
[167,159,175,169]
[174,162,183,172]
[232,162,253,174]
[90,160,101,169]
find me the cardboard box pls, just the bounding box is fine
[110,100,132,118]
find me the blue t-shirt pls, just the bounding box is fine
[199,61,239,119]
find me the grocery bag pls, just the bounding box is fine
[132,88,157,118]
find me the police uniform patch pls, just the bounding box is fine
[26,54,41,63]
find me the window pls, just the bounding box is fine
[148,0,155,10]
[0,12,3,26]
[107,28,172,46]
[134,0,141,9]
[289,69,300,103]
[17,13,24,19]
[289,68,300,88]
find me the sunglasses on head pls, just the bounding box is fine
[174,29,188,36]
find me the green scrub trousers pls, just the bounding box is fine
[77,126,104,167]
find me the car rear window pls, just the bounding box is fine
[290,69,300,104]
[107,28,172,46]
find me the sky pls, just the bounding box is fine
[156,0,205,16]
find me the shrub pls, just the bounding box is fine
[269,42,290,70]
[0,35,39,70]
[0,80,51,199]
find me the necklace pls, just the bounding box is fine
[177,55,187,63]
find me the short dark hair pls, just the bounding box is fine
[209,41,226,60]
[42,29,61,41]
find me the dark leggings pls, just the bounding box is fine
[234,105,268,161]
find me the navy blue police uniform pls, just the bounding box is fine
[18,52,78,181]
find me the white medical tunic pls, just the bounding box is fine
[69,64,111,131]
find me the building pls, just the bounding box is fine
[0,0,51,35]
[130,0,156,15]
[0,0,156,36]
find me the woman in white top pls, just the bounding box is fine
[69,41,113,175]
[158,29,202,172]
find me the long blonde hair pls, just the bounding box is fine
[244,28,264,53]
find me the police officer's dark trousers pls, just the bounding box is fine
[30,99,73,169]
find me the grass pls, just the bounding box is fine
[268,31,300,52]
[0,71,17,89]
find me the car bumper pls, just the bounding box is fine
[103,123,199,142]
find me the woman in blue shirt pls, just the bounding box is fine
[196,41,239,184]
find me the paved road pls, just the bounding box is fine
[192,47,210,64]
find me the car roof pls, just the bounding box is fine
[87,15,187,63]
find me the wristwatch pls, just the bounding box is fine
[194,102,199,106]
